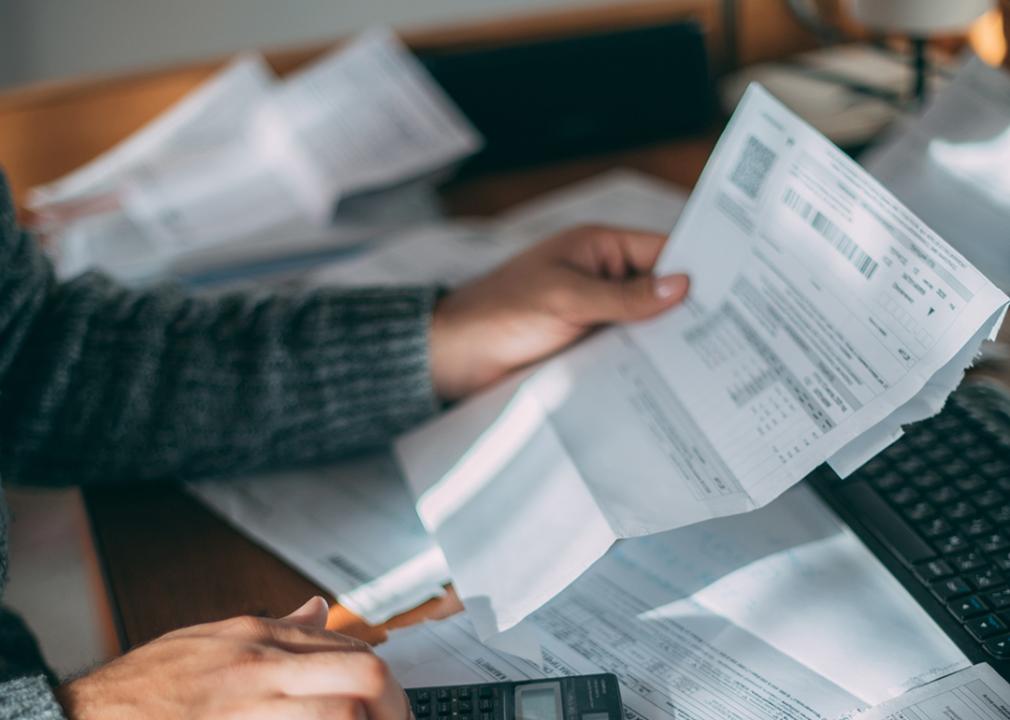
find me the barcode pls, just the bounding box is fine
[730,135,777,199]
[783,187,879,279]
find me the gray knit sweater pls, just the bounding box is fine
[0,172,440,717]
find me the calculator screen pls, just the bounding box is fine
[516,682,562,720]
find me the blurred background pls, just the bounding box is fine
[0,0,645,89]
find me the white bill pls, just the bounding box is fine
[394,84,1010,641]
[851,663,1010,720]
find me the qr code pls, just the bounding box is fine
[730,135,777,199]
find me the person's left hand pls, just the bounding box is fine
[430,225,689,401]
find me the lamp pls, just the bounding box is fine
[848,0,995,102]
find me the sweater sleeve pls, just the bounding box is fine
[0,175,441,486]
[0,676,65,720]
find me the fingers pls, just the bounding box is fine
[216,615,370,654]
[564,271,690,325]
[558,225,668,277]
[240,696,368,720]
[258,651,409,720]
[281,596,330,628]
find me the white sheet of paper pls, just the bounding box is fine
[250,29,481,218]
[187,453,449,624]
[28,53,276,211]
[189,170,690,621]
[852,663,1010,720]
[394,84,1010,641]
[44,30,481,283]
[864,55,1010,293]
[378,485,967,713]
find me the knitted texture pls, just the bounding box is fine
[0,172,440,717]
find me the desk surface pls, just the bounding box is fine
[82,134,718,650]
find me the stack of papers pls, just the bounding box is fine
[376,485,971,718]
[29,30,481,283]
[394,84,1009,643]
[190,170,690,622]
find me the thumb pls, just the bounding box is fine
[580,272,689,324]
[281,596,330,628]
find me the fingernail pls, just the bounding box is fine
[655,273,689,299]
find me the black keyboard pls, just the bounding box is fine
[810,380,1010,677]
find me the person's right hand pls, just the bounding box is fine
[56,597,410,720]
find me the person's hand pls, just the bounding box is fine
[56,597,410,720]
[430,225,689,401]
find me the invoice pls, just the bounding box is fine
[395,84,1009,641]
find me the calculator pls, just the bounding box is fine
[406,674,623,720]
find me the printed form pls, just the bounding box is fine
[377,486,973,719]
[852,663,1010,720]
[395,84,1010,641]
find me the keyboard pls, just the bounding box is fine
[810,380,1010,677]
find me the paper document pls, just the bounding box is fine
[853,664,1010,720]
[38,30,480,283]
[395,84,1010,641]
[379,486,970,717]
[191,171,690,622]
[188,454,450,624]
[864,55,1010,293]
[28,53,276,212]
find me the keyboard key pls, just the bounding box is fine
[989,588,1010,610]
[459,702,473,712]
[983,635,1010,659]
[915,559,954,581]
[889,487,920,506]
[913,472,945,490]
[899,458,927,474]
[936,534,971,555]
[970,568,1005,590]
[962,518,993,537]
[965,614,1008,641]
[903,502,935,521]
[942,459,971,477]
[925,445,953,462]
[948,595,989,621]
[952,551,988,573]
[943,502,976,521]
[417,692,431,703]
[980,533,1009,554]
[989,505,1010,523]
[964,445,994,462]
[438,703,451,715]
[956,475,988,493]
[994,552,1010,572]
[920,518,953,538]
[437,690,451,702]
[973,490,1006,509]
[873,472,904,491]
[862,457,890,475]
[927,487,960,504]
[479,700,494,712]
[417,704,432,716]
[981,460,1010,478]
[932,577,972,601]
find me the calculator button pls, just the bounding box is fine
[948,595,988,622]
[438,703,452,715]
[478,688,493,699]
[416,692,431,703]
[479,700,494,712]
[416,704,431,716]
[437,690,451,702]
[459,702,473,712]
[965,614,1008,641]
